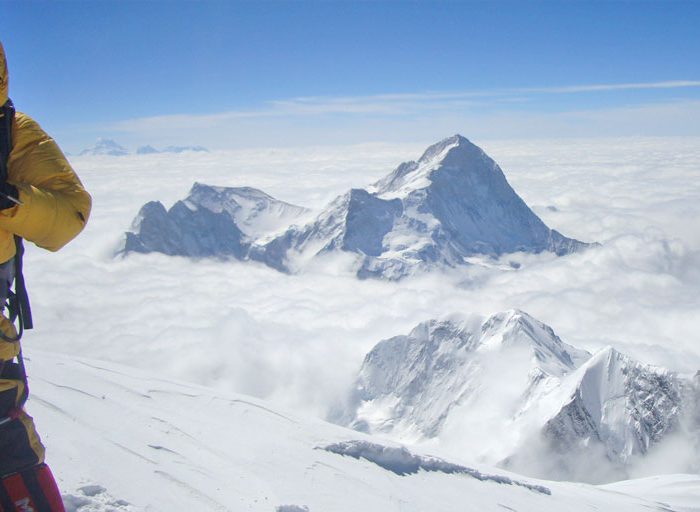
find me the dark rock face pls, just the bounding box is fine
[120,183,308,260]
[122,200,247,258]
[340,190,403,257]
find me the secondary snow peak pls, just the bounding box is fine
[119,183,309,257]
[336,310,697,483]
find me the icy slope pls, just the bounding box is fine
[24,349,693,512]
[120,183,309,256]
[603,475,700,512]
[337,310,697,482]
[256,135,589,279]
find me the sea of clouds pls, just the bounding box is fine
[22,135,700,449]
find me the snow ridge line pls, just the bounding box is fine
[320,441,552,495]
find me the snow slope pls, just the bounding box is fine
[25,350,697,512]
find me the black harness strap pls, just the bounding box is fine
[0,100,32,408]
[0,101,11,180]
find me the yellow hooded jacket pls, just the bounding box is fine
[0,43,91,262]
[0,42,91,475]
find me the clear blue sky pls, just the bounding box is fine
[2,0,700,151]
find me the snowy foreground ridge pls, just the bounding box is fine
[26,350,699,511]
[122,135,590,278]
[336,310,700,483]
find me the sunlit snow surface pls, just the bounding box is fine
[28,351,697,511]
[16,137,700,506]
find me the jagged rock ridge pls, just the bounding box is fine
[120,183,309,257]
[334,310,698,483]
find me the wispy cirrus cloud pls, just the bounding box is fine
[94,79,700,150]
[521,80,700,94]
[113,79,700,124]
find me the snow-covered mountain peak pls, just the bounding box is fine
[339,311,696,482]
[418,134,469,160]
[528,344,687,477]
[188,182,279,210]
[134,135,590,278]
[79,138,129,156]
[335,311,589,441]
[416,134,488,169]
[120,182,309,257]
[480,309,590,375]
[185,182,311,239]
[373,134,497,199]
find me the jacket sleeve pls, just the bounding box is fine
[0,113,91,251]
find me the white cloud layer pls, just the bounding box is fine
[23,136,700,430]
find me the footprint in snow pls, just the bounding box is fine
[276,506,309,512]
[62,484,135,511]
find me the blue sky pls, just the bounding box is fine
[2,0,700,151]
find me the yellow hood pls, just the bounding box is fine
[0,42,7,105]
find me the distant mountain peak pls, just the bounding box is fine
[255,135,591,279]
[80,138,129,156]
[122,135,592,280]
[371,134,509,202]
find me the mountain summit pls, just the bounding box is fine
[255,135,590,278]
[334,310,698,482]
[79,138,129,156]
[119,183,309,257]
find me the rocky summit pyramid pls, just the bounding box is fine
[333,310,699,483]
[254,135,589,279]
